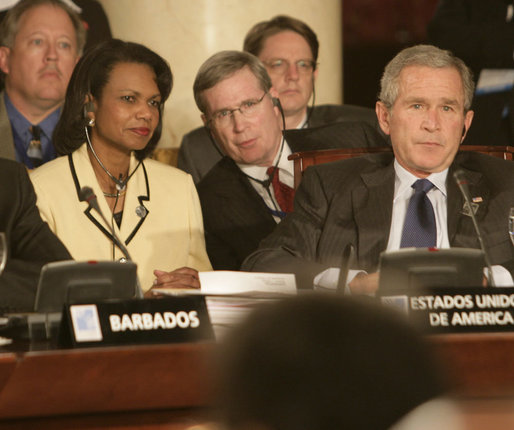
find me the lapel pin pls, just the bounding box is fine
[461,200,480,217]
[135,205,147,218]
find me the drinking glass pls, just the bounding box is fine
[510,208,514,247]
[0,233,6,276]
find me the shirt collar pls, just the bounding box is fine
[393,159,449,198]
[297,111,308,129]
[4,92,61,139]
[238,138,292,181]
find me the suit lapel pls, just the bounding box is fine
[354,161,395,269]
[224,158,275,224]
[0,93,15,160]
[120,161,149,245]
[69,147,116,245]
[447,164,487,246]
[70,144,149,248]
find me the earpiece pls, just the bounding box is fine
[83,92,95,120]
[272,97,284,117]
[85,101,95,114]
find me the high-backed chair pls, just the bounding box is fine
[288,146,514,189]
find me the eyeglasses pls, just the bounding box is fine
[209,92,268,128]
[263,59,317,75]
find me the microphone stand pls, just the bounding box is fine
[453,170,495,287]
[79,186,144,297]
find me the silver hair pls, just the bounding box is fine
[193,50,272,114]
[379,44,474,111]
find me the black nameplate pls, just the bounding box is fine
[380,287,514,334]
[59,296,214,348]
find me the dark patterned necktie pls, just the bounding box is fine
[400,179,436,248]
[27,125,43,168]
[266,166,294,213]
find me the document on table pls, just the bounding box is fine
[200,271,296,295]
[157,271,296,339]
[157,271,297,297]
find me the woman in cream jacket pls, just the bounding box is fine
[31,39,211,293]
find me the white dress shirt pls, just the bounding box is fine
[386,160,449,250]
[238,140,294,223]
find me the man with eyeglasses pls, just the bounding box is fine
[0,0,85,169]
[178,15,379,184]
[193,51,381,270]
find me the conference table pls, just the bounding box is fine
[0,332,513,428]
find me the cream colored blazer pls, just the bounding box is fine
[30,144,212,291]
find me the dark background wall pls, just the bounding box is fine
[343,0,439,108]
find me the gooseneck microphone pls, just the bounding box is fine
[453,170,495,286]
[79,186,132,260]
[79,186,143,297]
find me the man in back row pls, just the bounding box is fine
[178,15,377,183]
[0,0,85,168]
[243,44,514,290]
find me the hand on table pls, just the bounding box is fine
[145,267,200,298]
[348,272,379,295]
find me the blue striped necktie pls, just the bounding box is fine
[400,179,436,248]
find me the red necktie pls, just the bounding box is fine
[267,166,295,213]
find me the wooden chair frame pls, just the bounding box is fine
[288,146,514,189]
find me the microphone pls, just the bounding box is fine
[79,186,143,297]
[453,170,495,286]
[79,186,101,213]
[337,244,355,293]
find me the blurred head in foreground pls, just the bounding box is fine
[215,294,463,430]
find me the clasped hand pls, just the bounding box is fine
[145,266,200,297]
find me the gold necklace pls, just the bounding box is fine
[103,188,127,198]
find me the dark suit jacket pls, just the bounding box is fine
[178,104,380,184]
[0,92,15,161]
[0,159,70,312]
[242,151,514,288]
[198,121,387,270]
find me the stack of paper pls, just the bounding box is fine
[159,271,296,339]
[199,271,296,338]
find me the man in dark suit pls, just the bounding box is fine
[194,51,386,270]
[178,15,379,184]
[0,158,70,312]
[243,44,514,291]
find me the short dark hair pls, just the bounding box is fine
[243,15,319,64]
[193,50,271,115]
[0,0,86,54]
[215,295,445,430]
[53,39,173,160]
